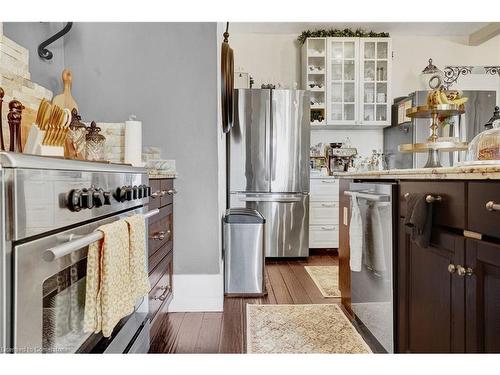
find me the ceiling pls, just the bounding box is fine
[230,22,491,36]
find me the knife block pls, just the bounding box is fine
[24,124,64,157]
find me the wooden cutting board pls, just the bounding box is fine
[52,68,78,111]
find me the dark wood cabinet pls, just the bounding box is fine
[147,177,175,342]
[398,226,465,353]
[340,178,500,353]
[465,239,500,353]
[396,180,500,353]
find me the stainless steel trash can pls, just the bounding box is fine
[223,208,266,296]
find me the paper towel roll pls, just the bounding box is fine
[124,115,144,166]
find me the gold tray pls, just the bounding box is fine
[399,141,469,153]
[406,104,465,119]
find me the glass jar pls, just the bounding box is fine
[65,109,87,160]
[85,121,106,161]
[466,120,500,162]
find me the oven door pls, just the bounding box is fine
[12,207,148,353]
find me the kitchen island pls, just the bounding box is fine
[337,167,500,353]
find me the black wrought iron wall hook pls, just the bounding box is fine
[38,22,73,60]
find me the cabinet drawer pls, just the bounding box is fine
[310,179,339,201]
[400,181,466,229]
[148,204,173,257]
[160,179,175,207]
[149,251,173,321]
[149,241,173,274]
[309,224,339,248]
[310,201,339,224]
[148,179,162,210]
[468,182,500,239]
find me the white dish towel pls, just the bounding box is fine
[349,192,363,272]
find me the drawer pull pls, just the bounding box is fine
[425,194,442,203]
[456,265,474,277]
[321,203,336,207]
[485,201,500,212]
[320,226,334,230]
[447,264,456,274]
[404,193,442,203]
[153,285,171,301]
[164,189,177,195]
[321,180,336,183]
[151,190,166,199]
[151,231,166,240]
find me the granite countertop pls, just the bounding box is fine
[332,165,500,180]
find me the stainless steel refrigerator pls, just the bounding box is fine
[384,90,496,169]
[228,89,310,258]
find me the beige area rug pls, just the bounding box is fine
[304,266,341,297]
[246,304,372,354]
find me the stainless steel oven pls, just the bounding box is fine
[0,152,155,353]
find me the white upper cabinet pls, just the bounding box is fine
[326,38,359,125]
[305,37,392,128]
[359,38,392,126]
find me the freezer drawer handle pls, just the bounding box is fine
[43,209,160,262]
[238,196,302,202]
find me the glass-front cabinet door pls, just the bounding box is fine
[326,38,359,125]
[359,38,391,125]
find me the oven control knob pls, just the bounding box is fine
[67,189,83,212]
[81,188,94,209]
[115,186,127,202]
[145,186,151,197]
[103,191,112,205]
[132,185,138,200]
[125,187,133,201]
[137,185,143,199]
[93,188,105,207]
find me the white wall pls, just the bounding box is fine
[231,31,500,157]
[232,33,301,88]
[392,35,500,98]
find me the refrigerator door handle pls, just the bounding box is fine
[270,92,277,182]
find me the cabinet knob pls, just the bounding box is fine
[151,231,166,240]
[456,265,474,277]
[425,194,442,203]
[150,190,165,199]
[485,201,500,212]
[447,264,456,274]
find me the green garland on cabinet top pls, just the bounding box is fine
[298,28,390,44]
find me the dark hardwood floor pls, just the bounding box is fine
[149,251,342,354]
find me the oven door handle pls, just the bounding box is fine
[43,209,160,262]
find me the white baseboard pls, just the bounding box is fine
[168,272,224,312]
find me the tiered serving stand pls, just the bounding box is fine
[398,104,468,168]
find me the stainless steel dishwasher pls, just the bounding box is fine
[344,181,398,353]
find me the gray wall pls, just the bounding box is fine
[3,22,66,94]
[4,22,221,275]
